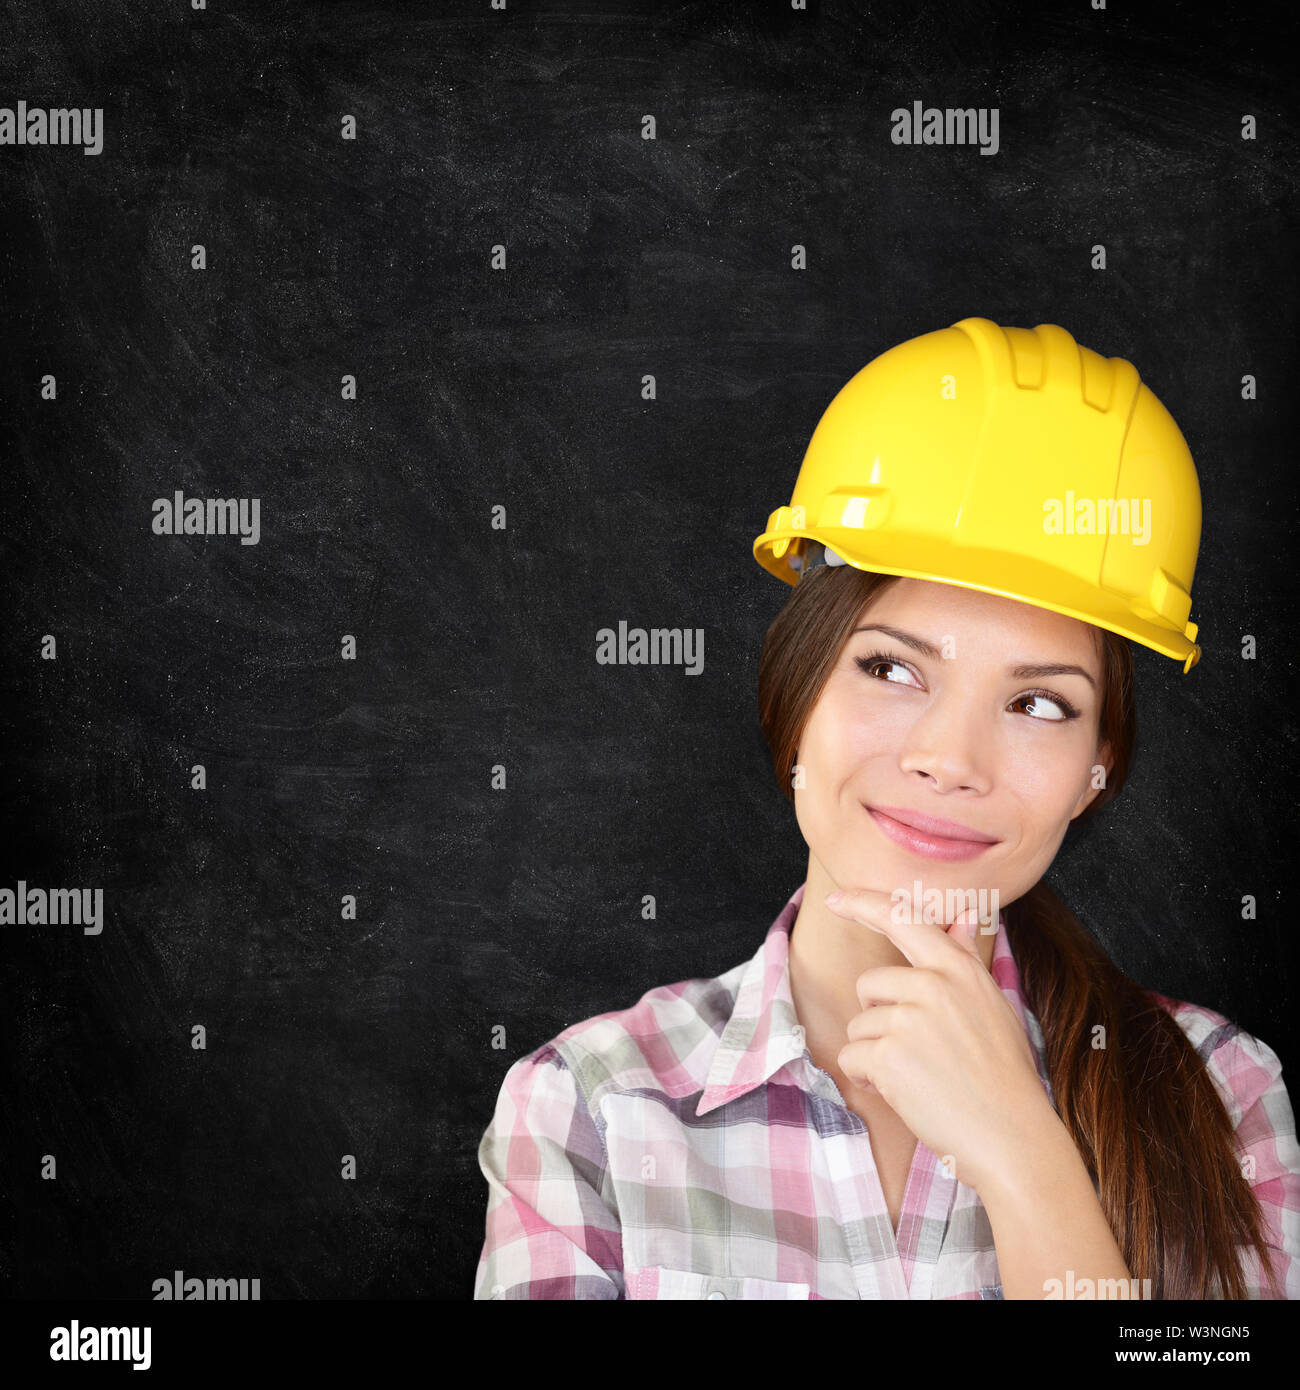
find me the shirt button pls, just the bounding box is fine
[707,1290,727,1299]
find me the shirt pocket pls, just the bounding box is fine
[626,1266,811,1300]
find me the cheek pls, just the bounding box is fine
[1000,731,1096,822]
[794,700,898,858]
[801,688,890,785]
[793,699,867,825]
[823,681,908,756]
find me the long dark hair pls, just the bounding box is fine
[756,563,1281,1299]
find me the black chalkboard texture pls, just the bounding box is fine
[0,0,1296,1299]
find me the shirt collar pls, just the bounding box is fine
[696,881,1049,1116]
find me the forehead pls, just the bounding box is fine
[856,577,1102,666]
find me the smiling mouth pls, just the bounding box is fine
[862,804,1001,861]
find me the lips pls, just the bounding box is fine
[863,803,1001,862]
[866,804,999,843]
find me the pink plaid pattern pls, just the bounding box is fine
[474,882,1299,1299]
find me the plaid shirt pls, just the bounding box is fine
[474,881,1300,1299]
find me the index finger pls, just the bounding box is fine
[824,886,966,969]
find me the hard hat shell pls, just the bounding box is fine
[753,317,1203,672]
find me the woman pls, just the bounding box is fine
[473,318,1300,1299]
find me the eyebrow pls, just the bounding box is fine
[851,624,1097,689]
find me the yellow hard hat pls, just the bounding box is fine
[753,316,1203,672]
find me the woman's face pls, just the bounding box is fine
[793,576,1111,913]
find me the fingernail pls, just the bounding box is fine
[825,890,842,905]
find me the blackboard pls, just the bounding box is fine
[1,0,1296,1305]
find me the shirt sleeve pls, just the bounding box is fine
[1196,1018,1300,1299]
[473,1041,625,1299]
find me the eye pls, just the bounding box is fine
[855,650,921,687]
[1009,690,1081,722]
[855,650,1082,722]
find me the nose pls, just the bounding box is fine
[897,690,991,795]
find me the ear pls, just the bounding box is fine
[1070,739,1113,820]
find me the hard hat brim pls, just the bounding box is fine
[754,529,1201,673]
